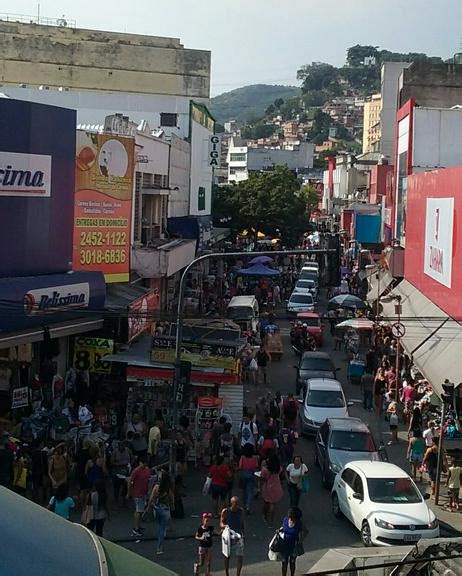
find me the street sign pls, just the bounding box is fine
[392,322,406,338]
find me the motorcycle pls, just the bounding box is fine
[292,335,317,355]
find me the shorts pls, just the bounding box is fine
[428,467,437,482]
[389,425,397,431]
[133,496,146,513]
[409,453,423,465]
[449,487,460,499]
[229,537,244,557]
[210,484,228,500]
[199,546,212,557]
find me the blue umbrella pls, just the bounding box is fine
[238,263,280,277]
[249,255,274,265]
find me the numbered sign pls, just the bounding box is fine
[73,336,114,373]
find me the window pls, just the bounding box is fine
[289,293,313,304]
[198,186,206,211]
[306,389,345,408]
[300,357,334,371]
[367,478,422,504]
[160,113,178,127]
[352,474,364,498]
[341,468,355,489]
[329,431,376,452]
[230,153,246,162]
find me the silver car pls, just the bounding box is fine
[299,378,351,435]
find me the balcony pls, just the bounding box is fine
[131,238,196,279]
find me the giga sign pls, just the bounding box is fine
[0,151,52,197]
[423,197,454,288]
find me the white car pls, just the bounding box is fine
[299,378,350,434]
[294,279,318,300]
[287,291,314,314]
[331,461,439,546]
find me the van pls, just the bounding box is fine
[226,296,259,332]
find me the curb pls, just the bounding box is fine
[438,519,462,538]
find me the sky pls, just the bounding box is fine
[5,0,462,96]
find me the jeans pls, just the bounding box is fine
[154,506,171,550]
[363,390,373,411]
[288,481,301,507]
[241,471,255,509]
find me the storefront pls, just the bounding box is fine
[0,271,105,415]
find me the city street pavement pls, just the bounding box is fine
[94,292,461,575]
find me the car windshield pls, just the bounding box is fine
[306,389,345,408]
[290,294,313,304]
[226,306,253,319]
[329,431,376,452]
[300,271,318,281]
[367,478,422,504]
[296,280,315,288]
[301,357,333,371]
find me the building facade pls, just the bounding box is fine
[362,94,382,154]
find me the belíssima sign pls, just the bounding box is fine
[0,151,51,197]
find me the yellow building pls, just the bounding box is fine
[0,21,210,98]
[362,94,382,154]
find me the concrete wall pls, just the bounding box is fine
[190,119,213,216]
[413,107,462,169]
[380,62,411,161]
[0,21,210,98]
[400,62,462,109]
[247,142,314,171]
[169,135,191,218]
[2,87,194,139]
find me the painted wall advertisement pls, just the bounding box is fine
[73,336,114,373]
[73,132,135,283]
[423,198,454,288]
[151,337,236,370]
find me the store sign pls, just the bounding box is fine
[209,135,221,167]
[12,386,29,409]
[424,197,454,288]
[196,397,224,431]
[73,336,114,374]
[152,337,237,370]
[128,290,160,343]
[73,131,135,283]
[23,282,90,316]
[0,151,52,197]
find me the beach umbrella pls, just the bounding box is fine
[249,255,274,265]
[238,263,280,277]
[328,294,367,310]
[335,318,375,331]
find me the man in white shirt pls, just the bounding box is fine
[423,421,437,448]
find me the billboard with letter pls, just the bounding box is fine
[0,99,76,277]
[73,131,135,283]
[405,167,461,318]
[128,290,160,343]
[73,336,114,374]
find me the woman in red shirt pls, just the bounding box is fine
[207,455,231,517]
[238,443,259,513]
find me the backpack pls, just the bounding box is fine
[269,400,280,421]
[260,438,275,458]
[284,400,298,422]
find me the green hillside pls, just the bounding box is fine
[210,84,300,123]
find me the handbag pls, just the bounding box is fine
[249,358,258,371]
[202,476,212,496]
[269,528,285,553]
[295,538,305,557]
[301,476,310,493]
[81,504,93,525]
[13,464,27,490]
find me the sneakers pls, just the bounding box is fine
[132,528,143,537]
[194,562,199,574]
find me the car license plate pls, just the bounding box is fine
[403,534,421,542]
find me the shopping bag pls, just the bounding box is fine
[249,358,258,371]
[301,476,310,493]
[202,476,212,496]
[13,464,27,490]
[269,528,285,553]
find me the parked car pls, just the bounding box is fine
[294,279,318,300]
[294,312,323,346]
[294,351,336,395]
[299,269,319,284]
[287,291,314,315]
[331,461,439,547]
[315,418,382,488]
[299,378,350,434]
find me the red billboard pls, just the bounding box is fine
[405,166,461,318]
[128,289,160,343]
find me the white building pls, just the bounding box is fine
[226,137,314,183]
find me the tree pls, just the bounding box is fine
[310,110,332,142]
[274,98,285,109]
[346,45,379,67]
[241,122,275,140]
[265,103,276,116]
[302,90,330,107]
[212,166,309,246]
[300,185,320,220]
[297,62,340,94]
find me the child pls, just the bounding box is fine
[194,512,214,576]
[447,458,462,512]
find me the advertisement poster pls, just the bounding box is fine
[152,337,237,370]
[196,397,224,431]
[12,387,29,409]
[128,289,160,343]
[73,132,135,283]
[73,336,114,374]
[423,197,454,288]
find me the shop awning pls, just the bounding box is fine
[366,267,396,304]
[0,317,104,350]
[105,283,150,310]
[380,279,462,395]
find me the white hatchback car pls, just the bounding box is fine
[331,461,439,546]
[287,291,314,314]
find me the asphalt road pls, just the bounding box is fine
[118,295,373,575]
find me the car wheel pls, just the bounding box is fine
[361,521,372,547]
[331,493,342,518]
[322,465,330,489]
